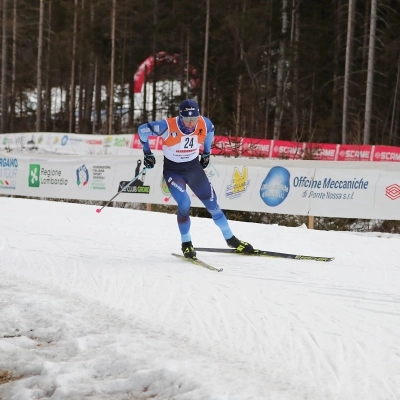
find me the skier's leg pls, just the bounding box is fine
[163,170,192,242]
[188,164,254,252]
[187,164,233,239]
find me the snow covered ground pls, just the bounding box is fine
[0,197,399,400]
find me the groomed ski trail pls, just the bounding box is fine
[0,198,399,400]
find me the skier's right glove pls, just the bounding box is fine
[144,153,156,169]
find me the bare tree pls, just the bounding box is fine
[10,0,17,132]
[201,0,210,114]
[77,0,85,133]
[342,0,356,144]
[108,0,116,135]
[264,0,273,139]
[84,1,95,134]
[234,0,246,138]
[118,2,128,132]
[1,0,9,133]
[185,32,190,98]
[235,44,243,138]
[273,0,288,140]
[44,0,52,131]
[362,0,370,69]
[363,0,377,145]
[69,0,78,133]
[330,0,343,144]
[290,0,300,141]
[94,58,100,133]
[389,53,400,145]
[36,0,45,132]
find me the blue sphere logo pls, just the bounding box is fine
[61,135,68,146]
[260,166,290,207]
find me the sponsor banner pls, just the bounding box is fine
[0,156,19,190]
[2,152,399,220]
[0,133,136,155]
[0,133,43,152]
[212,136,242,156]
[103,135,132,150]
[270,140,305,159]
[131,133,160,151]
[288,167,375,218]
[337,144,373,161]
[372,145,400,162]
[3,133,400,162]
[304,143,338,161]
[241,138,272,158]
[132,134,142,149]
[251,162,400,219]
[27,162,72,196]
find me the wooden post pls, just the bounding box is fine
[308,215,314,229]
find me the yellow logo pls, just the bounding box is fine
[225,167,250,199]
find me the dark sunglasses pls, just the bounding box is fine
[181,116,199,123]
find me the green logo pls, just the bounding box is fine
[29,164,40,187]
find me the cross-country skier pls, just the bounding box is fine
[138,99,254,259]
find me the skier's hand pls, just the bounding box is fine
[144,153,156,169]
[200,153,210,169]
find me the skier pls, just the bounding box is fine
[138,99,254,259]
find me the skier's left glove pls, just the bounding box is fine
[144,152,156,169]
[200,153,210,169]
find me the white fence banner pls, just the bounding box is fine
[0,132,138,155]
[1,152,399,220]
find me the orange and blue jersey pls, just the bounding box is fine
[138,116,214,162]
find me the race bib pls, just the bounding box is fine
[179,135,198,151]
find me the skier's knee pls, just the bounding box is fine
[207,205,223,220]
[178,197,191,217]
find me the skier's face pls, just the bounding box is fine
[182,116,199,129]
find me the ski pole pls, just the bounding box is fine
[95,167,147,213]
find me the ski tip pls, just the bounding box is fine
[320,257,335,262]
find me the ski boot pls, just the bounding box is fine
[226,235,254,253]
[182,241,197,259]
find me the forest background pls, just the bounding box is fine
[1,0,400,233]
[1,0,400,147]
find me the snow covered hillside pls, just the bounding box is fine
[0,197,399,400]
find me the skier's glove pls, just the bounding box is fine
[200,153,210,169]
[144,153,156,169]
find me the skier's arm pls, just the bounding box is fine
[137,120,169,154]
[202,117,215,155]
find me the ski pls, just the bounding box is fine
[171,253,223,272]
[194,248,334,263]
